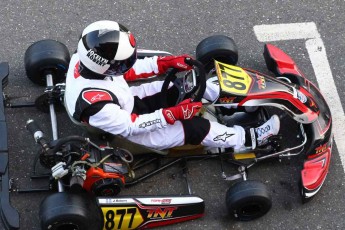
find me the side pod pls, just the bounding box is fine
[301,142,332,201]
[97,195,205,229]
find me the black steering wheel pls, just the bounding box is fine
[160,58,206,107]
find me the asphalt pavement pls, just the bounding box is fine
[0,0,344,229]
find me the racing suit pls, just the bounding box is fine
[65,54,246,150]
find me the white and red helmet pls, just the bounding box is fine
[77,20,137,78]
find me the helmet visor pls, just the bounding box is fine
[104,49,137,76]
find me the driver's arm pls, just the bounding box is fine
[88,100,201,137]
[123,55,193,81]
[88,103,167,136]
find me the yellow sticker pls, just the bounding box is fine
[215,60,253,95]
[233,152,256,160]
[102,207,143,230]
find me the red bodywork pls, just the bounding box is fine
[265,44,302,77]
[263,44,333,200]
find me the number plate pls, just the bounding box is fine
[215,60,253,95]
[102,207,143,230]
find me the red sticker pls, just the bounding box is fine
[74,62,80,79]
[82,90,112,104]
[129,33,136,48]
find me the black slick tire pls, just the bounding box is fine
[39,192,103,230]
[226,180,272,221]
[24,39,70,86]
[196,35,238,72]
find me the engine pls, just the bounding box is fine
[37,134,132,196]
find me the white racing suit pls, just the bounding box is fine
[65,54,245,150]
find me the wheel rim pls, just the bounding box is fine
[237,202,264,218]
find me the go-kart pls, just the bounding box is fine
[1,35,333,230]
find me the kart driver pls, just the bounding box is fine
[65,20,280,152]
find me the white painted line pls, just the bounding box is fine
[254,23,345,172]
[254,22,320,42]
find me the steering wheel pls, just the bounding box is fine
[160,58,206,107]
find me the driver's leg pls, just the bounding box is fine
[127,115,280,151]
[127,117,243,150]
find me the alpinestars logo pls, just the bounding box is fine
[182,105,200,119]
[82,90,112,104]
[213,132,234,142]
[86,49,108,66]
[139,119,162,128]
[91,94,105,102]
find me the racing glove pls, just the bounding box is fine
[162,99,202,125]
[157,55,194,74]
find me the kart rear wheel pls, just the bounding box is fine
[39,192,103,230]
[196,35,238,72]
[24,39,70,86]
[226,180,272,221]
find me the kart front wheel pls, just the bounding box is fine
[39,192,103,230]
[24,39,70,86]
[226,180,272,221]
[196,35,238,72]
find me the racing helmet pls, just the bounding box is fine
[77,20,137,79]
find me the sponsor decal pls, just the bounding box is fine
[100,196,204,229]
[256,74,266,89]
[219,96,236,103]
[297,90,307,103]
[150,199,172,204]
[162,199,172,204]
[82,90,112,104]
[101,205,179,229]
[146,207,177,219]
[115,199,128,202]
[138,119,162,128]
[86,49,108,66]
[213,132,234,142]
[101,198,131,204]
[315,143,327,154]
